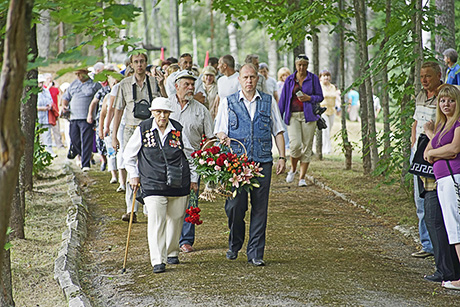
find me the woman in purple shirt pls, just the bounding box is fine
[424,84,460,290]
[278,54,323,187]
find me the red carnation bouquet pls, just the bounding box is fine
[190,136,264,202]
[185,191,203,225]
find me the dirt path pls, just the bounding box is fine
[76,167,460,306]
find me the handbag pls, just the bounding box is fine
[316,117,327,130]
[445,160,460,213]
[154,130,184,188]
[408,134,435,178]
[132,77,153,120]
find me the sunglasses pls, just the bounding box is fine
[296,54,309,61]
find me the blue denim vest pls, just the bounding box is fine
[227,91,273,163]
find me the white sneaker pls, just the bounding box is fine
[116,185,126,193]
[298,179,307,187]
[82,167,90,172]
[110,177,118,184]
[286,171,295,183]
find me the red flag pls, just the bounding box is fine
[160,48,165,61]
[204,51,209,67]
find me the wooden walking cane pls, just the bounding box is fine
[122,185,139,273]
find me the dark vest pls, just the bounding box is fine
[227,91,273,163]
[138,118,191,197]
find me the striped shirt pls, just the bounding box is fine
[413,89,437,140]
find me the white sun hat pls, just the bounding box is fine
[149,97,174,112]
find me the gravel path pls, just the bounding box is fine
[74,167,460,306]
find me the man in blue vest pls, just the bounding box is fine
[214,63,286,266]
[443,48,460,85]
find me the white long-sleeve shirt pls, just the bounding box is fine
[123,119,198,183]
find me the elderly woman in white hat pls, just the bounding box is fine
[123,97,197,273]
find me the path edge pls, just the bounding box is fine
[53,161,92,307]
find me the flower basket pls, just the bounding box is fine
[191,137,264,202]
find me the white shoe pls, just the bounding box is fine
[286,171,295,183]
[110,178,118,184]
[298,179,307,187]
[82,167,90,172]
[116,185,126,193]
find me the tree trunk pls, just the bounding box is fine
[21,24,38,193]
[210,0,214,54]
[10,179,24,240]
[0,0,33,281]
[152,0,162,49]
[227,22,238,63]
[329,31,340,85]
[361,7,378,171]
[142,0,150,58]
[353,0,371,174]
[380,0,391,163]
[36,10,49,59]
[267,38,277,79]
[0,247,14,306]
[293,41,305,71]
[57,22,65,57]
[191,5,198,64]
[169,0,178,58]
[312,31,322,160]
[435,0,455,77]
[176,1,180,56]
[338,0,352,169]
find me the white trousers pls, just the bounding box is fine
[287,112,316,163]
[321,113,335,154]
[144,195,188,266]
[437,175,460,244]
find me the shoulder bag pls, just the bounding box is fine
[446,160,460,213]
[408,134,435,178]
[132,77,153,120]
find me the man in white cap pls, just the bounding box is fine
[124,97,197,273]
[169,70,214,253]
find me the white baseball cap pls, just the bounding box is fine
[175,70,197,82]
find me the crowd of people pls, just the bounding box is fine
[36,47,460,290]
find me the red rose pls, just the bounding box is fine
[210,146,220,154]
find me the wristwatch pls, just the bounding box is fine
[279,157,286,160]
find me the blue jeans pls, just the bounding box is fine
[411,148,433,253]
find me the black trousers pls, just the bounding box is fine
[69,120,94,168]
[225,162,272,261]
[424,190,460,281]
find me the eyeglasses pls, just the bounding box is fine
[296,54,309,61]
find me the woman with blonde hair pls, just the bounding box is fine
[277,67,291,93]
[424,84,460,290]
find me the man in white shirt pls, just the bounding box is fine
[169,70,214,253]
[165,53,205,104]
[259,62,279,102]
[214,63,286,267]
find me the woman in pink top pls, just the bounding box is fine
[424,84,460,290]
